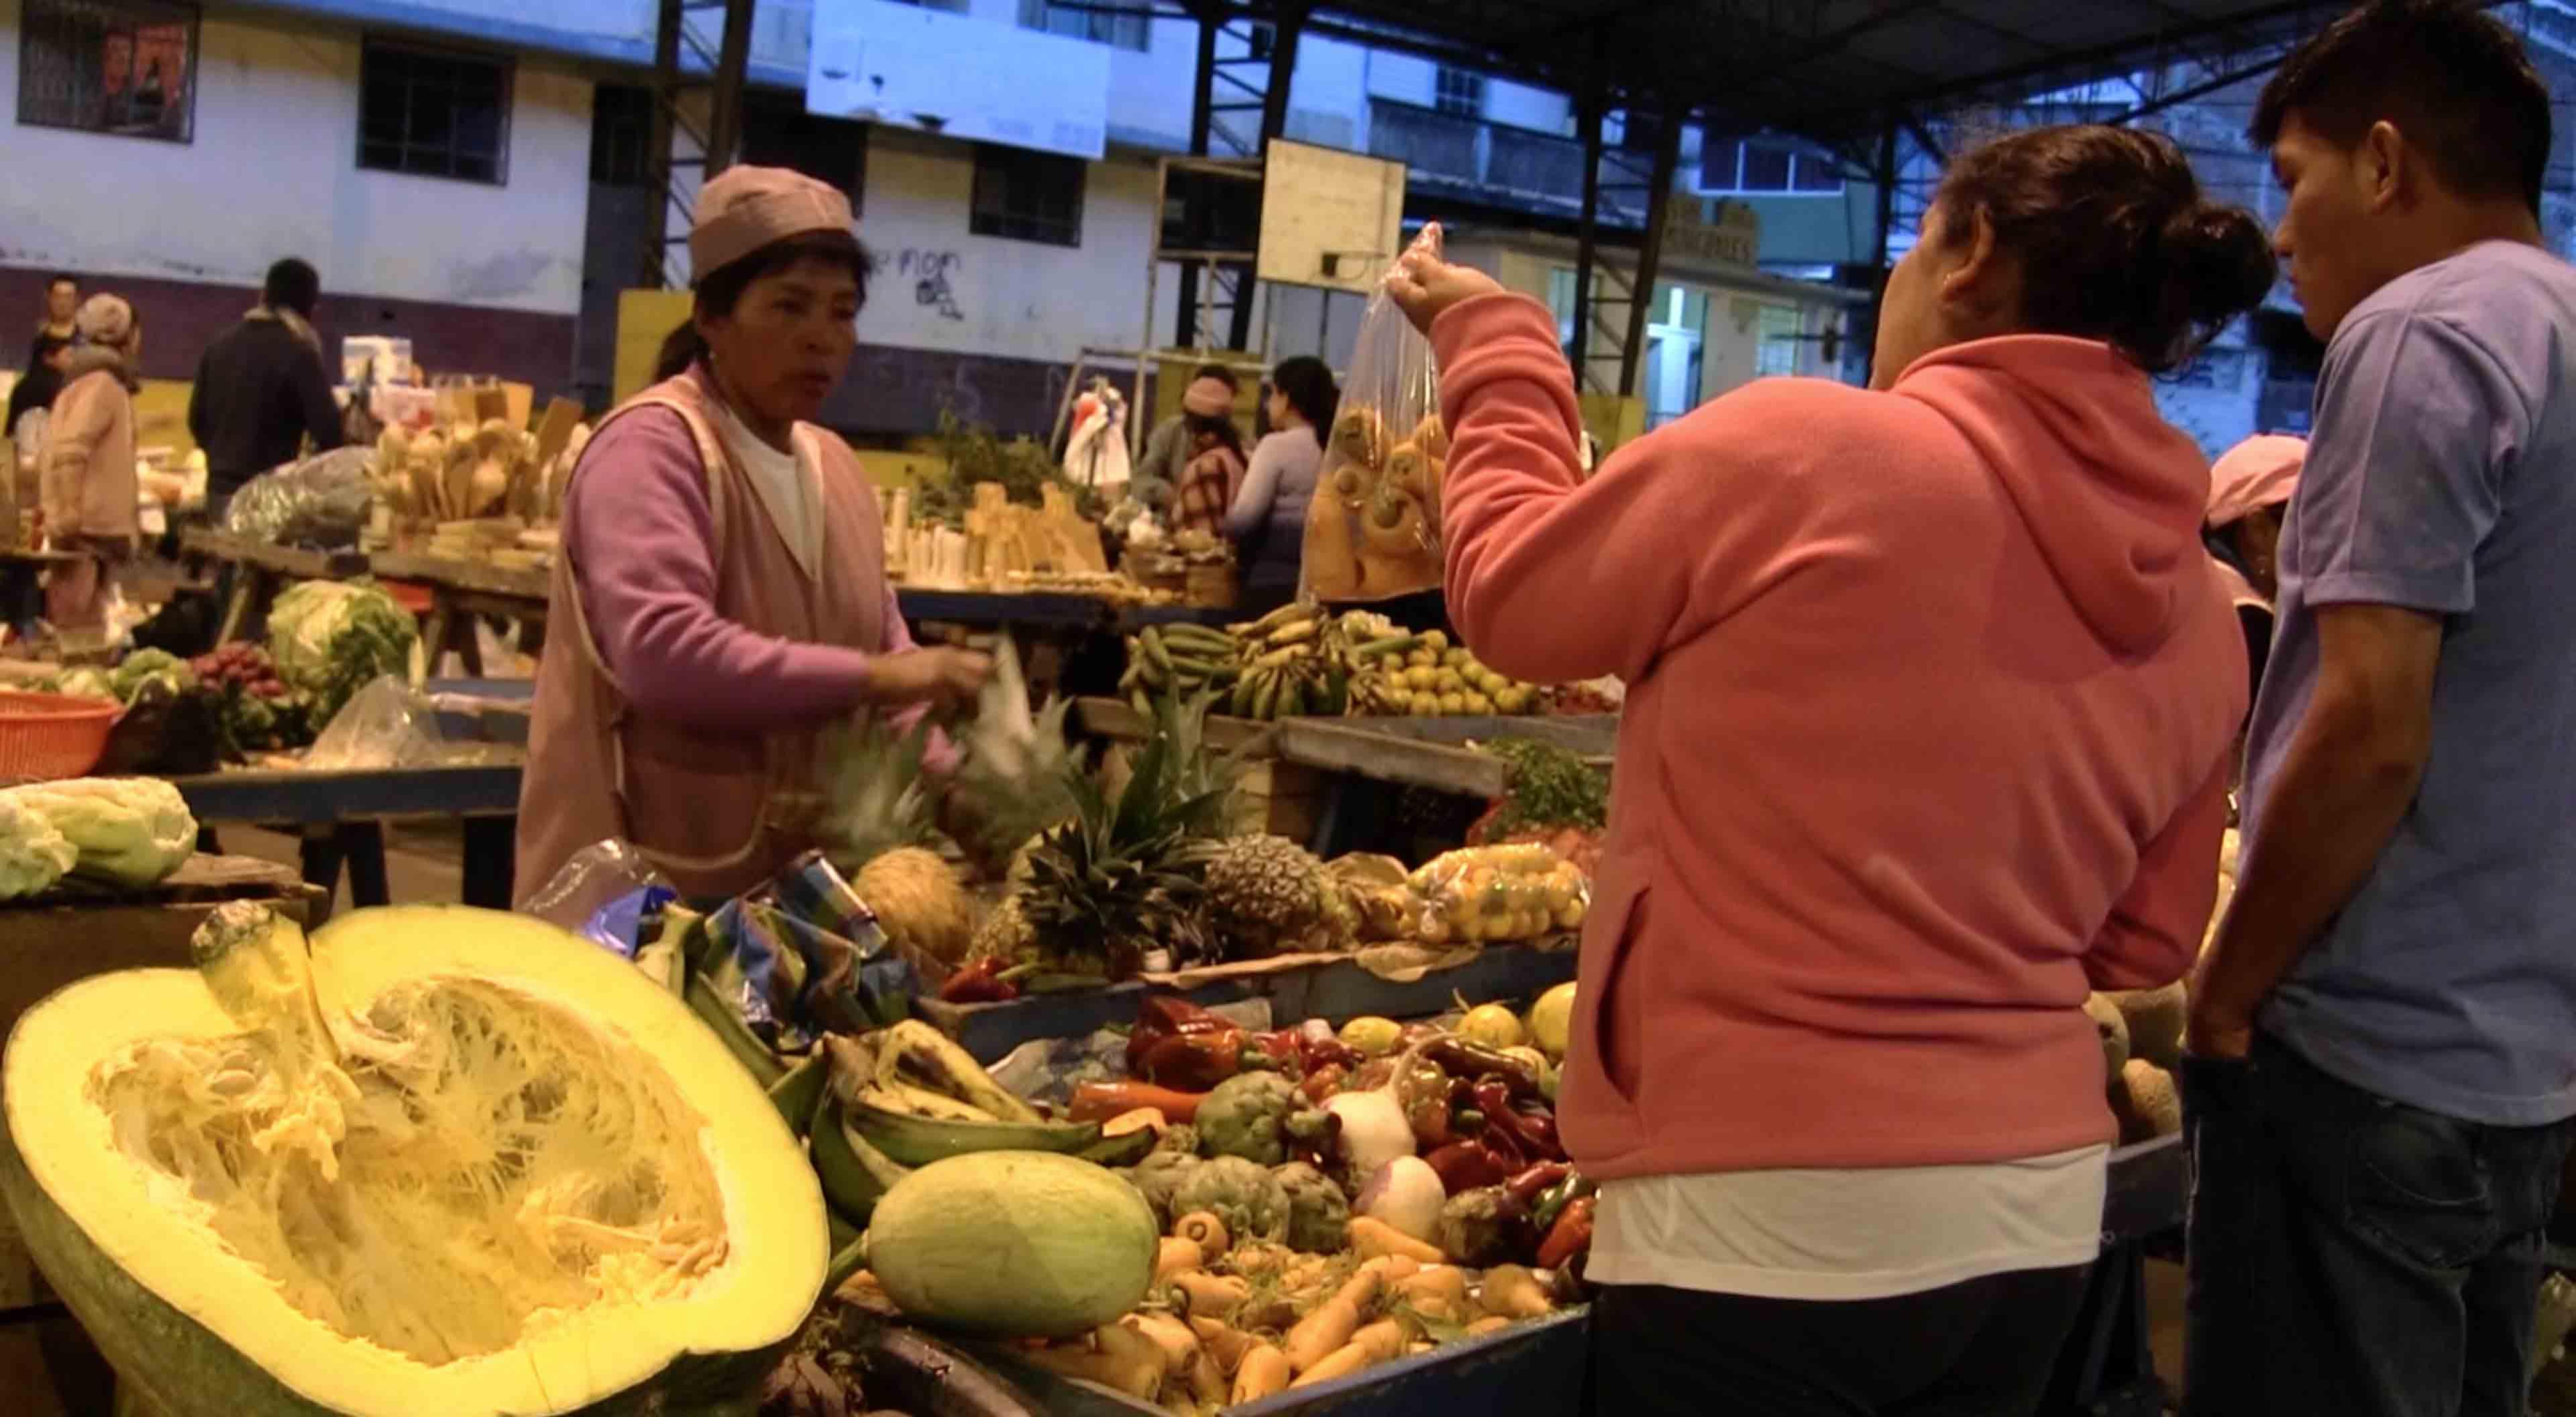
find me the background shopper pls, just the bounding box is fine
[38,293,144,640]
[2186,5,2576,1414]
[2202,433,2304,705]
[1225,355,1336,613]
[186,257,345,519]
[1390,123,2273,1417]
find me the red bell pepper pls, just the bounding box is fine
[1124,996,1236,1075]
[937,957,1018,1004]
[1424,1139,1511,1194]
[1536,1195,1597,1270]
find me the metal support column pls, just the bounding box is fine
[1615,109,1683,399]
[702,0,756,180]
[1230,0,1307,352]
[1177,5,1220,346]
[641,0,686,288]
[1862,118,1899,384]
[1568,93,1607,372]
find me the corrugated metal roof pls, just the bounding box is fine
[1306,0,2349,140]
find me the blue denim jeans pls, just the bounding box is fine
[2182,1032,2575,1417]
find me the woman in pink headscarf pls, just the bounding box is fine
[2203,433,2304,704]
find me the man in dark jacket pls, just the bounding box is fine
[187,258,345,515]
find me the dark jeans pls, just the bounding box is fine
[1588,1267,2090,1416]
[2182,1033,2576,1417]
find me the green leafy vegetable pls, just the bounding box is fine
[1480,738,1609,839]
[266,578,419,729]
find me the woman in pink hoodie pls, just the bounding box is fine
[1391,127,2273,1415]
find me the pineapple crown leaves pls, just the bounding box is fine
[955,631,1084,864]
[798,712,942,873]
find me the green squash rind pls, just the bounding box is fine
[0,1117,792,1416]
[843,1100,1102,1169]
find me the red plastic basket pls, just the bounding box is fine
[0,690,118,782]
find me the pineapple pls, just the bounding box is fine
[986,690,1241,978]
[1203,834,1338,958]
[949,633,1081,874]
[804,714,975,965]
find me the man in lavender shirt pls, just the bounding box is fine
[2186,5,2576,1414]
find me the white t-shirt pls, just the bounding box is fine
[1587,1145,2107,1301]
[708,398,821,579]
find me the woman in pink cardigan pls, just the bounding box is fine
[37,293,143,642]
[1392,127,2273,1414]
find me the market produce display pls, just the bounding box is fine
[992,992,1589,1409]
[1120,609,1560,723]
[0,902,827,1416]
[265,578,420,729]
[189,641,313,755]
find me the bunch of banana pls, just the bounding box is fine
[1118,621,1241,715]
[1219,604,1423,721]
[804,1022,1156,1234]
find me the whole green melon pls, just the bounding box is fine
[865,1151,1157,1338]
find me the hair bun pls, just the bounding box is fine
[2161,201,2278,327]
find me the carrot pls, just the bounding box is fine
[1283,1288,1366,1371]
[1287,1341,1374,1388]
[1122,1311,1202,1377]
[1156,1237,1204,1281]
[1167,1269,1250,1318]
[1479,1264,1554,1320]
[1332,1265,1386,1313]
[1184,1348,1228,1404]
[1232,1343,1292,1402]
[1395,1265,1471,1313]
[1025,1326,1163,1398]
[1288,1322,1408,1389]
[1069,1080,1207,1124]
[1226,1241,1291,1276]
[1358,1253,1421,1285]
[1189,1316,1256,1375]
[1349,1216,1444,1265]
[1172,1210,1231,1255]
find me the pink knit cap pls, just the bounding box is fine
[2206,434,2305,529]
[1181,376,1234,418]
[690,165,855,280]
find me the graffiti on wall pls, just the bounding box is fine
[900,249,965,321]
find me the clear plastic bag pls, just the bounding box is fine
[1407,843,1591,946]
[302,674,445,770]
[222,445,374,549]
[1302,225,1451,603]
[521,839,675,940]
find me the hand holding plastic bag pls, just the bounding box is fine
[1302,225,1454,604]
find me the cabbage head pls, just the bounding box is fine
[5,778,197,887]
[268,579,418,727]
[0,794,76,900]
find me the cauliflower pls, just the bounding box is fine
[1154,1124,1200,1157]
[0,794,76,900]
[5,778,196,888]
[268,579,419,728]
[51,667,115,702]
[1197,1071,1330,1167]
[1272,1161,1350,1254]
[1126,1148,1202,1226]
[1170,1156,1290,1244]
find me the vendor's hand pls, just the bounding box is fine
[2184,992,2257,1061]
[1387,250,1505,337]
[867,647,991,708]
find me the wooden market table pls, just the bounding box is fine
[168,754,525,916]
[368,549,550,677]
[175,527,369,644]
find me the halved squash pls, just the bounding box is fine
[0,902,826,1416]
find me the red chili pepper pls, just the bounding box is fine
[936,958,1018,1004]
[1069,1081,1208,1124]
[1297,1034,1364,1074]
[1299,1063,1348,1106]
[1125,996,1236,1074]
[1424,1140,1510,1195]
[1536,1195,1597,1270]
[1248,1030,1307,1075]
[1137,1029,1253,1092]
[1504,1161,1572,1208]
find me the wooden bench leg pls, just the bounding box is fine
[461,816,515,908]
[419,605,453,680]
[339,822,390,908]
[214,567,266,647]
[297,824,345,925]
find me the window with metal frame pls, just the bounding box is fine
[1434,66,1486,118]
[1018,0,1148,52]
[17,0,197,143]
[589,83,653,188]
[1755,305,1804,378]
[970,143,1085,247]
[1702,138,1843,196]
[359,39,512,185]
